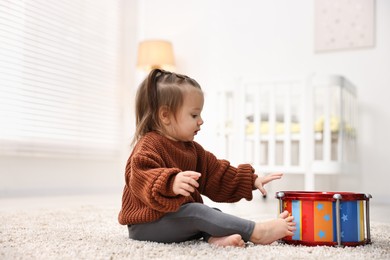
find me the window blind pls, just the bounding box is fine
[0,0,124,158]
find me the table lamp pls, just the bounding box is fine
[136,40,175,72]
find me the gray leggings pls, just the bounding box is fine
[128,203,255,243]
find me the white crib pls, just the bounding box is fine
[217,75,358,190]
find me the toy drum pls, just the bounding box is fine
[275,191,372,247]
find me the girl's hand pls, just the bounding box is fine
[172,171,201,196]
[254,172,283,196]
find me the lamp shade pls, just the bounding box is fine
[137,40,175,71]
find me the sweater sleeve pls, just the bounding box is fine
[194,143,258,202]
[128,150,189,213]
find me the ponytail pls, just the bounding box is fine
[146,69,162,120]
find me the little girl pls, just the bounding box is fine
[118,69,296,247]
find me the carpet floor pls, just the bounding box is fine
[1,204,390,260]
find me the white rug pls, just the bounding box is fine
[1,205,389,260]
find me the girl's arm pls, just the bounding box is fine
[128,152,190,213]
[193,143,258,202]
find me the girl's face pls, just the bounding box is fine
[164,87,204,142]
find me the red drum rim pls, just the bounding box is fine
[281,239,369,247]
[275,191,368,201]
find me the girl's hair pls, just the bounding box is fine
[132,69,202,146]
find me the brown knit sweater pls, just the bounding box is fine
[118,131,258,225]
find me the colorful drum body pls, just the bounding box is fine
[275,191,372,246]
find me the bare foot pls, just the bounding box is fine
[208,234,245,248]
[250,210,296,245]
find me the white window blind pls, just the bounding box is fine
[0,0,124,158]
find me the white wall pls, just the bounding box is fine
[136,0,390,203]
[0,155,124,196]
